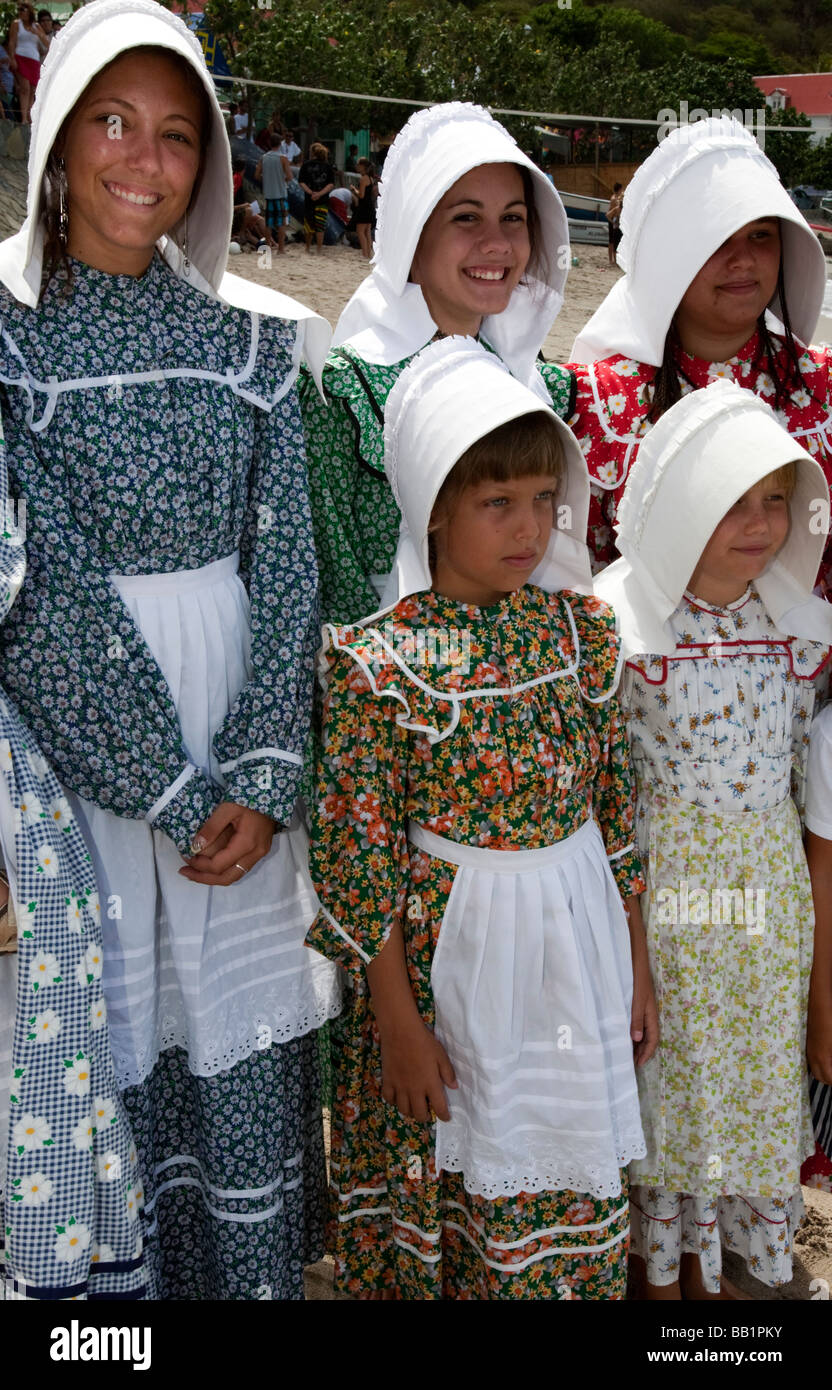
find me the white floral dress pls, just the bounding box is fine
[622,585,827,1290]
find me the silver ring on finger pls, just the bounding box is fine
[234,862,247,877]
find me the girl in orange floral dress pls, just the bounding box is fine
[307,338,658,1299]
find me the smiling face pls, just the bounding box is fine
[60,50,204,277]
[687,471,792,607]
[674,218,782,361]
[409,163,532,338]
[432,472,555,606]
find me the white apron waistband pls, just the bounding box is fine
[407,817,598,873]
[109,550,240,598]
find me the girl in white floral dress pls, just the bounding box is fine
[596,379,832,1298]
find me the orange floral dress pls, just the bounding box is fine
[307,583,646,1299]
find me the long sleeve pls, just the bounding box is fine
[307,644,410,978]
[0,438,219,854]
[589,688,645,897]
[299,370,383,624]
[570,592,645,896]
[213,381,318,824]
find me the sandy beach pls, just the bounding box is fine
[225,236,609,363]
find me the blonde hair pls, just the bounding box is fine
[763,462,797,498]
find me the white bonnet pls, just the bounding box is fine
[572,117,826,365]
[595,379,832,655]
[379,336,592,611]
[333,103,570,390]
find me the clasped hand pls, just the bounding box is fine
[178,801,276,886]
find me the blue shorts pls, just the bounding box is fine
[265,197,289,229]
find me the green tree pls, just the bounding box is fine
[763,105,813,186]
[0,1,16,45]
[693,31,777,73]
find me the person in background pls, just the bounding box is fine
[345,142,358,173]
[36,9,53,44]
[299,141,335,255]
[353,156,377,260]
[279,128,301,163]
[255,110,281,152]
[232,99,249,138]
[7,2,47,123]
[606,181,623,268]
[256,133,292,255]
[233,156,277,250]
[0,39,15,118]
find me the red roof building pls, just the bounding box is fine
[755,74,832,143]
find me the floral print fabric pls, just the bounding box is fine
[568,333,832,584]
[0,414,148,1298]
[299,347,575,624]
[308,584,643,1298]
[630,1187,805,1292]
[121,1039,327,1300]
[0,255,319,853]
[620,586,826,1285]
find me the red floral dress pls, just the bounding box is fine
[568,333,832,589]
[307,583,645,1300]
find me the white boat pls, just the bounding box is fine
[555,187,610,246]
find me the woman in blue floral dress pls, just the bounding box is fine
[0,0,340,1298]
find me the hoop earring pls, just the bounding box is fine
[182,210,191,276]
[57,157,68,246]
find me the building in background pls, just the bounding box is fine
[755,73,832,145]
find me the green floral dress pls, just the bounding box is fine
[299,348,576,624]
[308,584,646,1300]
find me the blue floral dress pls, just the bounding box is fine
[0,255,339,1299]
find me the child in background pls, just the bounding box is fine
[799,709,832,1192]
[308,337,657,1300]
[596,379,832,1298]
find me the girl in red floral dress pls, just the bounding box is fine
[307,338,658,1299]
[568,116,832,611]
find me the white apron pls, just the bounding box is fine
[66,551,341,1091]
[411,817,645,1201]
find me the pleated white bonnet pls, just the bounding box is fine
[376,337,592,615]
[594,380,832,657]
[0,0,331,384]
[333,103,570,396]
[571,117,826,366]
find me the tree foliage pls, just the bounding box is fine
[191,0,822,185]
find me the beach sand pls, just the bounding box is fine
[224,236,612,363]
